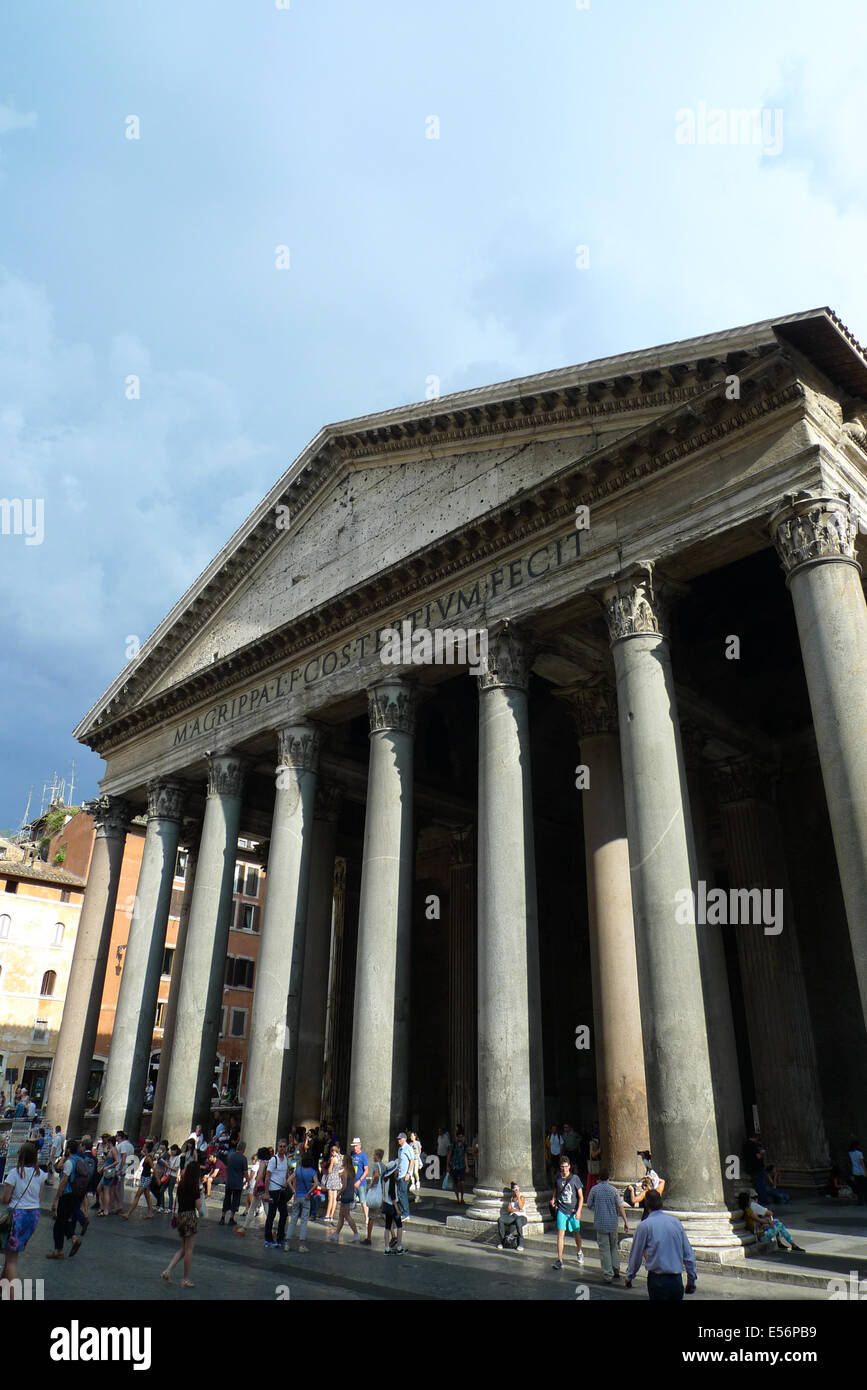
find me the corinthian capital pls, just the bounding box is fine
[601,564,664,644]
[770,492,861,579]
[206,752,246,799]
[368,680,418,735]
[87,795,133,840]
[713,756,776,806]
[558,680,619,738]
[276,723,324,773]
[478,624,532,692]
[146,778,186,823]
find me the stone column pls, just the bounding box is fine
[771,492,867,1027]
[100,779,186,1137]
[321,857,348,1130]
[348,679,417,1161]
[149,818,201,1139]
[602,566,741,1257]
[681,721,745,1175]
[295,783,342,1129]
[461,626,548,1229]
[715,758,830,1188]
[244,724,322,1147]
[564,680,650,1181]
[161,752,246,1141]
[45,795,132,1136]
[448,825,477,1142]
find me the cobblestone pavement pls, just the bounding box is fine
[16,1194,831,1301]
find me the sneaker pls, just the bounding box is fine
[264,1241,277,1248]
[351,1232,362,1243]
[282,1242,291,1251]
[384,1245,392,1254]
[393,1245,405,1254]
[69,1237,82,1259]
[790,1242,805,1252]
[298,1244,309,1253]
[552,1259,563,1270]
[361,1237,372,1244]
[497,1243,504,1250]
[516,1247,525,1253]
[46,1251,64,1260]
[326,1232,338,1241]
[576,1251,584,1265]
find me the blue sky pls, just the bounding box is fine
[1,0,865,827]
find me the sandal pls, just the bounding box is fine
[160,1271,172,1282]
[181,1279,195,1288]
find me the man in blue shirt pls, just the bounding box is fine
[624,1190,697,1299]
[396,1133,413,1220]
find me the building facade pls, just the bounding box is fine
[47,309,867,1254]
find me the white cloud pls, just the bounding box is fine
[0,102,36,135]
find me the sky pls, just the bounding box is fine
[1,0,865,828]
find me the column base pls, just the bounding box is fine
[619,1208,746,1264]
[445,1185,553,1237]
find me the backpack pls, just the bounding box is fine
[70,1154,95,1200]
[502,1225,521,1250]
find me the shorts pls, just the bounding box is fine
[339,1191,354,1206]
[383,1204,402,1231]
[99,1173,117,1187]
[7,1209,40,1252]
[177,1210,199,1238]
[556,1211,581,1233]
[356,1181,368,1203]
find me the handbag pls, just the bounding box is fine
[170,1213,178,1228]
[0,1168,36,1245]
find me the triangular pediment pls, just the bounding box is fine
[75,307,867,750]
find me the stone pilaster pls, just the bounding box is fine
[563,679,650,1182]
[770,492,867,1031]
[150,817,201,1138]
[714,757,830,1188]
[295,783,343,1129]
[348,680,417,1160]
[602,565,742,1259]
[101,778,186,1137]
[161,753,246,1140]
[454,626,549,1230]
[45,795,132,1136]
[448,826,477,1143]
[244,724,323,1147]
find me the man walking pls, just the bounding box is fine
[584,1168,629,1283]
[624,1190,697,1299]
[550,1155,584,1270]
[46,1139,90,1260]
[114,1131,135,1214]
[220,1142,247,1226]
[350,1137,369,1225]
[264,1138,291,1249]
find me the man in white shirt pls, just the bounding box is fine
[264,1139,290,1249]
[114,1131,135,1213]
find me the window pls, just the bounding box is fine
[40,970,57,997]
[233,862,245,895]
[236,902,259,933]
[175,849,188,881]
[238,838,249,849]
[4,881,17,894]
[60,889,70,903]
[224,956,254,990]
[154,1002,166,1029]
[219,1007,226,1037]
[33,1019,48,1043]
[161,946,174,977]
[169,888,184,919]
[0,914,10,940]
[244,865,260,899]
[230,1008,246,1038]
[52,922,65,947]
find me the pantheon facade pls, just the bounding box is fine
[48,308,867,1255]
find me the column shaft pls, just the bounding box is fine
[161,754,245,1141]
[448,827,477,1143]
[44,796,131,1136]
[150,822,200,1138]
[468,629,547,1226]
[295,785,341,1128]
[771,494,867,1025]
[348,681,416,1160]
[101,780,185,1137]
[244,725,321,1147]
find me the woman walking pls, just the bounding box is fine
[363,1148,385,1243]
[165,1145,182,1214]
[124,1145,155,1219]
[96,1134,120,1215]
[324,1143,344,1224]
[328,1158,361,1243]
[161,1161,202,1287]
[447,1128,469,1206]
[408,1132,422,1202]
[1,1141,45,1296]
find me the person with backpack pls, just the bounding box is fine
[234,1146,270,1236]
[73,1135,96,1238]
[46,1139,91,1259]
[497,1182,527,1252]
[381,1159,405,1255]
